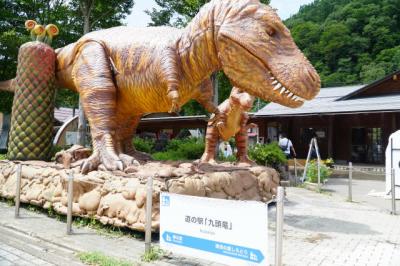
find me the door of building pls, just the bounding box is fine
[351,127,383,164]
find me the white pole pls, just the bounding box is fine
[314,138,321,191]
[14,164,22,218]
[391,168,396,215]
[145,176,154,253]
[348,162,353,202]
[275,186,284,266]
[302,139,314,182]
[67,172,74,235]
[294,158,298,184]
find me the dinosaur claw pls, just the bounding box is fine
[119,154,141,168]
[80,153,100,174]
[116,160,124,171]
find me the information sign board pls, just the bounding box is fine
[160,192,268,266]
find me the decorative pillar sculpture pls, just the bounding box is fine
[7,21,59,160]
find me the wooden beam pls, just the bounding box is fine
[328,116,333,158]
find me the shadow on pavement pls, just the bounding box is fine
[285,214,380,235]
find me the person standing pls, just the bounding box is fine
[279,133,296,159]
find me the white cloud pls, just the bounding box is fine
[125,0,315,27]
[270,0,315,20]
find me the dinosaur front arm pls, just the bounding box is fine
[161,48,181,113]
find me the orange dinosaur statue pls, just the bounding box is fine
[200,87,256,164]
[1,0,320,173]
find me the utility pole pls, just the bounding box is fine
[211,72,219,157]
[77,0,94,146]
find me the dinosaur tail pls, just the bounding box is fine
[0,79,15,93]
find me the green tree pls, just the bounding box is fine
[0,0,134,113]
[287,0,400,87]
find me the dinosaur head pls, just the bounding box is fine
[215,0,320,108]
[229,87,255,111]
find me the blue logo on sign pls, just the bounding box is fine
[161,195,170,207]
[162,231,265,263]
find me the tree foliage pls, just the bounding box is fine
[0,0,134,113]
[286,0,400,87]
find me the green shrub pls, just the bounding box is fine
[133,137,155,154]
[0,154,7,160]
[248,142,287,169]
[152,150,185,161]
[306,160,332,183]
[217,153,236,162]
[153,138,204,161]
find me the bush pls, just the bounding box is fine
[217,153,236,162]
[133,137,155,154]
[306,160,332,183]
[152,150,184,161]
[0,154,7,160]
[248,142,287,169]
[324,158,335,168]
[152,138,205,161]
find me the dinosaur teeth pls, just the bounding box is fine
[292,95,298,100]
[272,80,278,85]
[287,92,294,98]
[273,83,282,90]
[280,87,286,94]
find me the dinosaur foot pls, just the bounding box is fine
[236,156,256,167]
[119,154,140,168]
[81,150,124,174]
[199,153,217,165]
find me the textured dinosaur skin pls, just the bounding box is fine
[1,0,320,173]
[200,87,255,164]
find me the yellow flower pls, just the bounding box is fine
[33,24,45,36]
[45,24,59,37]
[25,20,37,31]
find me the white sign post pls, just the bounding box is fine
[385,131,400,199]
[160,193,269,266]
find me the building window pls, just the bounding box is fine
[351,128,383,164]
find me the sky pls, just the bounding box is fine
[125,0,315,27]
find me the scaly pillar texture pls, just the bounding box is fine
[7,41,56,161]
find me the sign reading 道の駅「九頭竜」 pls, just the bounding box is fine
[160,192,269,266]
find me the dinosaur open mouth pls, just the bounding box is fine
[268,71,305,104]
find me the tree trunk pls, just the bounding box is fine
[211,72,219,158]
[77,0,93,147]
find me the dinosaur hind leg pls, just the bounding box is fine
[115,115,152,168]
[72,42,122,173]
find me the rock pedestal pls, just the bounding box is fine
[0,160,280,232]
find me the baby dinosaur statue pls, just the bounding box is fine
[200,87,256,164]
[1,0,320,173]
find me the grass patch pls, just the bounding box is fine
[73,216,144,239]
[0,154,7,160]
[78,251,135,266]
[141,247,165,262]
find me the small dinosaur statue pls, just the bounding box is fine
[200,87,256,164]
[1,0,320,173]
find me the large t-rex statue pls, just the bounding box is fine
[1,0,320,173]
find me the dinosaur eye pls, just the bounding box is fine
[266,26,275,36]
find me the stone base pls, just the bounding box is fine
[0,160,280,232]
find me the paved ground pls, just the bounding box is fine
[281,187,400,266]
[0,181,400,266]
[324,177,397,212]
